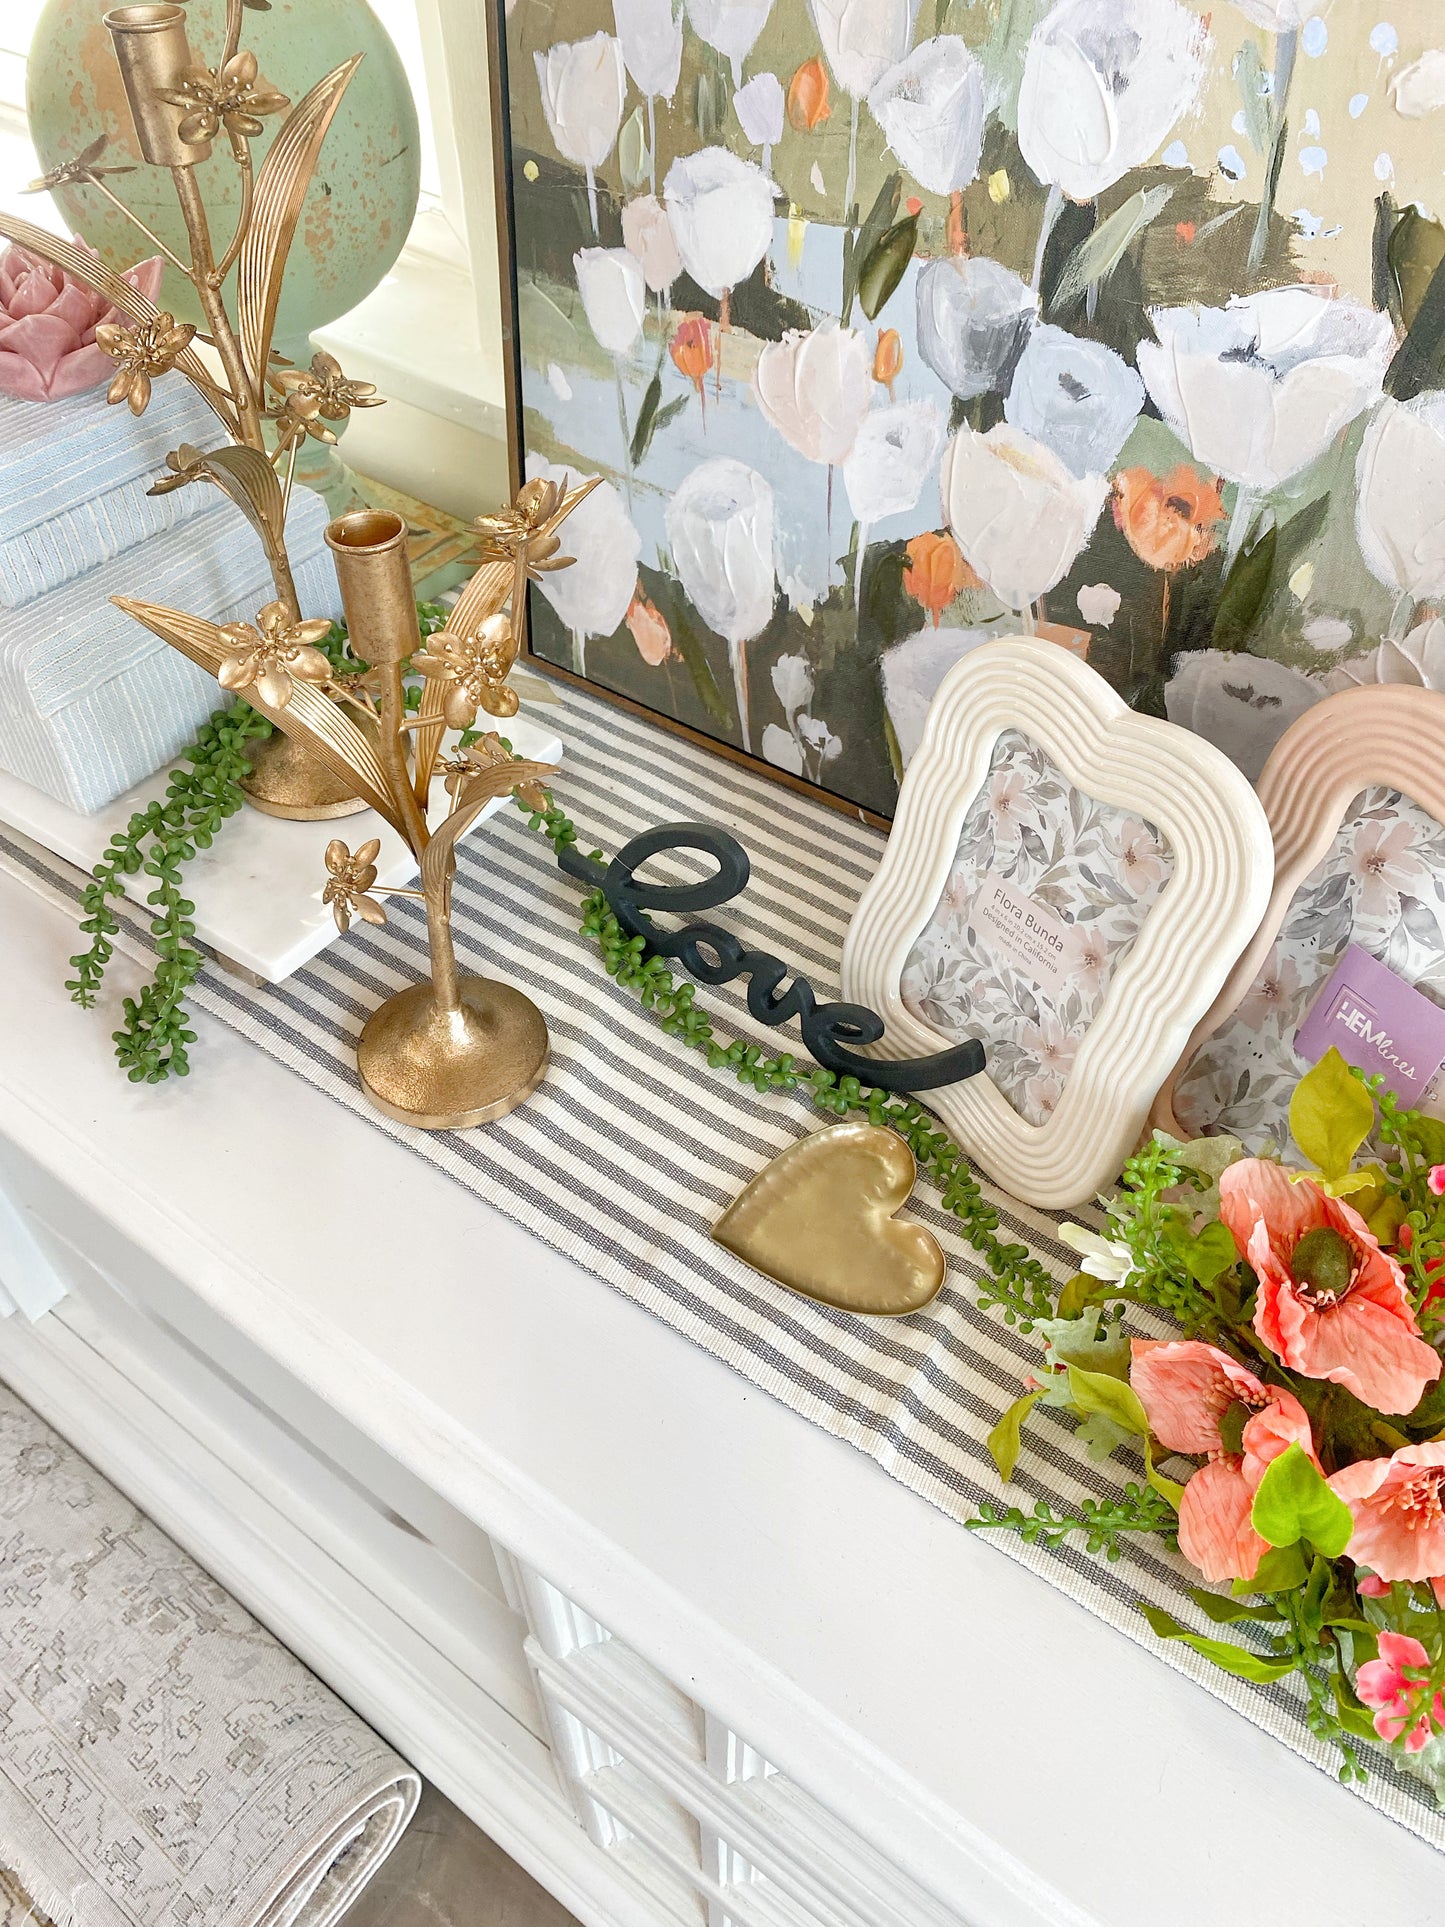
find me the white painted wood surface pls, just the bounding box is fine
[0,859,1437,1926]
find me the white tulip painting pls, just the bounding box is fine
[506,0,1443,818]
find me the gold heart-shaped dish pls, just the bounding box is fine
[711,1121,946,1316]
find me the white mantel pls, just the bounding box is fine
[0,855,1436,1927]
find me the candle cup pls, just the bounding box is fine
[104,4,210,168]
[325,509,422,667]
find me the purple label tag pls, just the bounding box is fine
[1295,944,1445,1108]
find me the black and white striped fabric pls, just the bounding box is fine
[4,675,1443,1849]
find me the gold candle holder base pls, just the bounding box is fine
[241,722,369,820]
[356,975,549,1129]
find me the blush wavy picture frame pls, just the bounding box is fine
[1152,684,1445,1140]
[841,639,1275,1209]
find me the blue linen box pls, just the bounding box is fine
[0,379,228,610]
[0,485,338,814]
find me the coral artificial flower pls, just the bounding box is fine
[413,614,520,730]
[322,838,385,934]
[873,327,902,396]
[625,588,673,665]
[1354,1631,1444,1751]
[787,56,833,129]
[217,601,333,707]
[94,310,196,415]
[1331,1443,1445,1584]
[161,50,289,145]
[903,529,974,626]
[1218,1159,1442,1414]
[1131,1339,1316,1583]
[1112,465,1226,572]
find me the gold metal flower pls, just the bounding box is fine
[148,443,209,496]
[25,136,134,195]
[94,311,197,415]
[274,350,381,427]
[474,476,576,582]
[412,614,520,731]
[161,50,290,146]
[217,600,334,706]
[322,837,386,933]
[442,733,552,815]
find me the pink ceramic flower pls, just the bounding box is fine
[1330,1442,1445,1584]
[1218,1159,1442,1414]
[0,242,163,402]
[1354,1630,1444,1751]
[1132,1339,1315,1583]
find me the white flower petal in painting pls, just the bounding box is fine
[754,319,874,466]
[574,247,647,357]
[734,71,785,149]
[1017,0,1210,202]
[1164,648,1325,784]
[525,459,642,654]
[1230,0,1331,26]
[1355,395,1445,604]
[663,147,776,299]
[1077,581,1121,627]
[612,0,683,101]
[915,256,1037,401]
[843,401,943,524]
[941,423,1108,611]
[761,722,806,775]
[665,458,776,645]
[685,0,774,86]
[1329,618,1445,694]
[771,651,814,715]
[796,712,842,765]
[1390,50,1445,118]
[535,35,627,171]
[1004,324,1144,479]
[881,625,993,765]
[867,37,985,197]
[809,0,920,98]
[1137,286,1396,491]
[620,194,683,292]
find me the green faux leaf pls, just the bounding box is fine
[987,1390,1040,1482]
[1238,1542,1310,1594]
[1057,1271,1112,1318]
[1144,1438,1186,1511]
[843,172,901,322]
[1333,1684,1383,1743]
[1186,1586,1284,1625]
[1049,185,1173,314]
[1250,1443,1354,1557]
[858,215,918,321]
[1172,1220,1238,1289]
[1289,1047,1375,1180]
[1212,523,1277,652]
[1066,1364,1148,1437]
[1139,1604,1297,1682]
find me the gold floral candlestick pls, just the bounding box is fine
[0,0,381,816]
[113,476,596,1129]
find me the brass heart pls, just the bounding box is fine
[711,1121,946,1317]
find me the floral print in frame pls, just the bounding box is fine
[900,730,1174,1124]
[1176,786,1445,1147]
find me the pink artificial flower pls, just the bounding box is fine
[1131,1339,1315,1583]
[1354,1630,1444,1751]
[1430,1165,1445,1198]
[1218,1159,1442,1415]
[0,241,163,402]
[1330,1441,1445,1583]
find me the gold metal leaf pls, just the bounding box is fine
[195,445,285,551]
[236,56,362,391]
[111,595,407,835]
[445,558,512,650]
[420,757,558,908]
[410,669,451,810]
[0,211,228,429]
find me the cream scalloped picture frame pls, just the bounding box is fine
[1153,684,1445,1142]
[841,639,1275,1209]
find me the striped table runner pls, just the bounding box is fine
[3,673,1442,1850]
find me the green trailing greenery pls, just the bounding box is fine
[66,601,447,1083]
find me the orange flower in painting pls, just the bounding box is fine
[873,327,902,396]
[669,315,713,387]
[904,531,978,627]
[1112,464,1226,572]
[787,57,831,131]
[625,588,673,665]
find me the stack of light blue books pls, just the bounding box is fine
[0,380,339,814]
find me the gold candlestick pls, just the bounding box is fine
[113,477,596,1129]
[2,0,377,815]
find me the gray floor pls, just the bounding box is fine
[350,1785,582,1927]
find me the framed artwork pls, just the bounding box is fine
[841,640,1273,1208]
[488,0,1445,821]
[1155,686,1445,1147]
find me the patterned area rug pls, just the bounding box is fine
[0,1869,50,1927]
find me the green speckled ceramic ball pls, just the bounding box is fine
[27,0,420,358]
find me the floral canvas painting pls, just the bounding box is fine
[496,0,1445,818]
